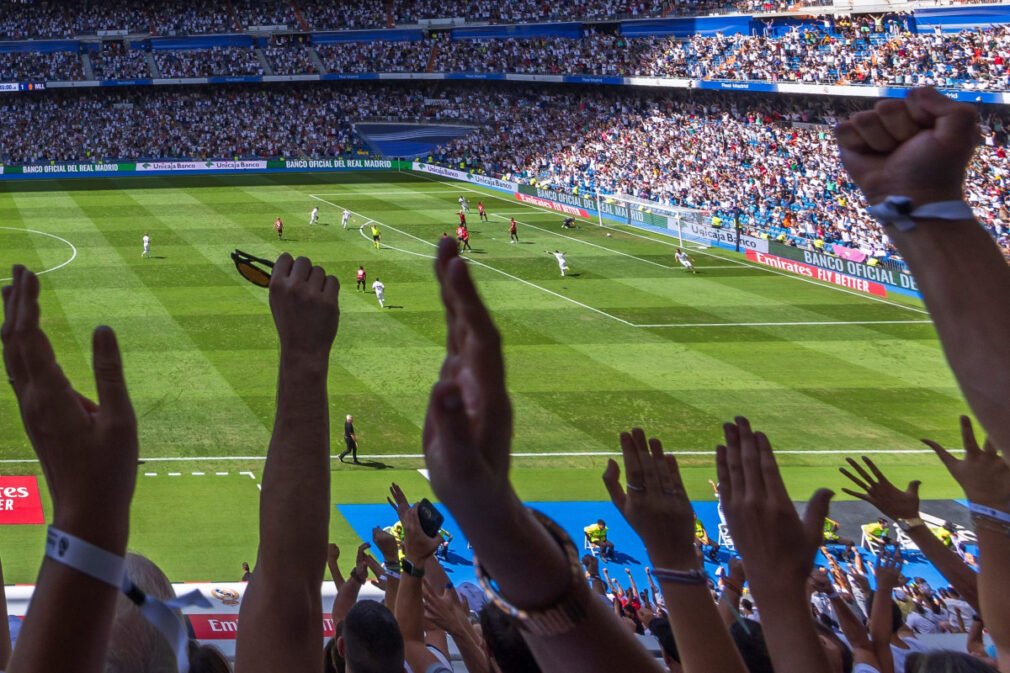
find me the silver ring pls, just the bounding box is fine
[626,483,645,492]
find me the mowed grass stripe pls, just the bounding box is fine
[48,188,273,458]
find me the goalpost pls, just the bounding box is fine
[596,191,712,249]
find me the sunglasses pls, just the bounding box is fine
[231,250,274,288]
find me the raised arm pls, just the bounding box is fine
[2,267,138,673]
[371,526,400,614]
[327,543,345,591]
[717,417,834,673]
[836,87,1010,452]
[813,568,881,670]
[421,238,662,673]
[869,550,903,673]
[394,502,443,673]
[603,428,747,673]
[423,583,494,673]
[925,417,1010,670]
[839,453,979,610]
[235,254,340,673]
[717,558,746,628]
[330,544,369,626]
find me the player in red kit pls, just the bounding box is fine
[509,217,519,244]
[457,210,466,226]
[356,266,366,291]
[456,224,468,252]
[274,217,283,240]
[460,225,472,251]
[477,201,488,222]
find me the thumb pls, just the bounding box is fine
[802,489,835,546]
[92,326,132,415]
[907,480,922,499]
[423,380,473,475]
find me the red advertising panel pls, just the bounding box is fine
[0,476,45,525]
[189,614,336,640]
[514,192,590,217]
[745,250,888,297]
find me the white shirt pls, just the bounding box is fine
[552,252,567,264]
[372,280,384,294]
[311,208,318,216]
[142,235,150,248]
[342,210,350,220]
[907,612,939,634]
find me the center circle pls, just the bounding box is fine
[0,227,78,282]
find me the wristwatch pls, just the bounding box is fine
[896,517,926,532]
[401,558,426,578]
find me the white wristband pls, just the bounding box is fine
[46,526,126,588]
[867,197,974,232]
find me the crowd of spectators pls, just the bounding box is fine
[3,85,1010,673]
[153,47,264,78]
[316,40,432,74]
[264,35,319,75]
[89,40,149,79]
[0,50,84,81]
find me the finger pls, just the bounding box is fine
[906,480,921,500]
[1,278,27,384]
[633,428,661,491]
[291,256,312,282]
[756,431,787,498]
[272,253,293,281]
[840,488,874,504]
[735,416,766,502]
[835,121,871,153]
[982,439,999,458]
[309,265,326,292]
[910,88,980,148]
[662,453,686,497]
[436,238,461,356]
[838,467,871,493]
[875,99,920,143]
[323,275,340,303]
[445,255,503,381]
[860,456,893,487]
[619,431,645,493]
[803,489,835,550]
[844,456,876,486]
[92,326,133,415]
[603,459,627,511]
[922,438,959,472]
[421,379,474,474]
[723,421,746,501]
[715,444,731,503]
[648,438,675,494]
[849,111,899,153]
[960,416,982,456]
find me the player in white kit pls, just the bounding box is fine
[458,196,469,213]
[342,209,351,229]
[675,249,697,274]
[142,234,151,258]
[310,207,319,225]
[372,278,385,308]
[548,250,569,277]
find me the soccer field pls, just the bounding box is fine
[0,171,970,582]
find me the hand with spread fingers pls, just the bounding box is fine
[716,416,834,673]
[835,87,979,207]
[603,428,697,569]
[1,265,137,543]
[716,417,834,595]
[839,455,921,521]
[924,416,1010,511]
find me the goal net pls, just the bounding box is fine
[598,192,712,248]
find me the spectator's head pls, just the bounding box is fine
[325,621,346,673]
[729,618,774,673]
[815,621,853,673]
[187,642,231,673]
[648,617,682,673]
[338,601,403,673]
[905,652,1000,673]
[479,603,541,673]
[105,552,181,673]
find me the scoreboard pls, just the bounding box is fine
[0,82,47,92]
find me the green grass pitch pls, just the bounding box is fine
[0,171,970,582]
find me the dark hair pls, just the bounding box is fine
[730,619,774,673]
[342,601,404,673]
[479,603,541,673]
[905,651,1000,673]
[187,642,232,673]
[814,621,853,673]
[648,617,680,664]
[868,591,904,634]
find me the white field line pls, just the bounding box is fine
[407,173,929,316]
[0,226,78,282]
[0,448,962,465]
[309,195,636,326]
[311,193,925,329]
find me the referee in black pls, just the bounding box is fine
[338,414,359,464]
